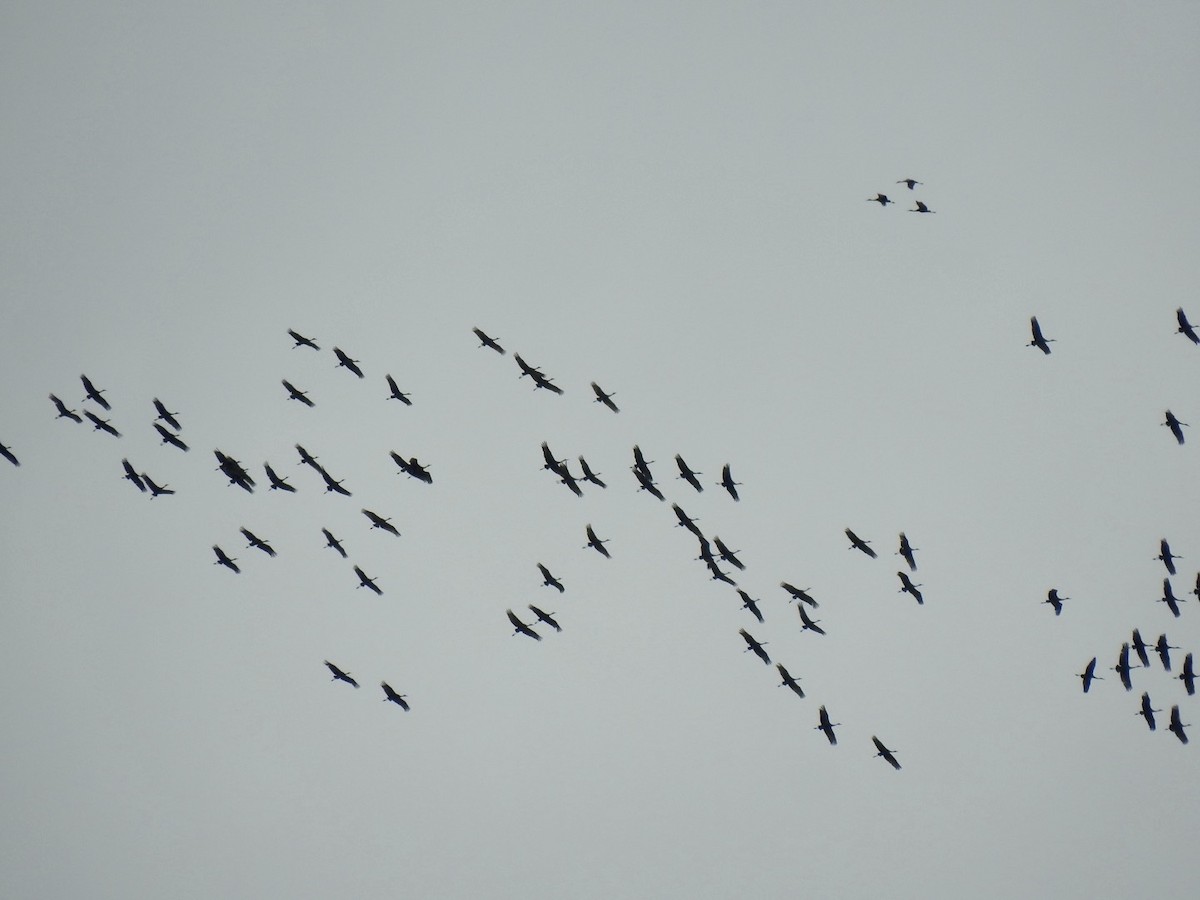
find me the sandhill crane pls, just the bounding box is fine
[389,452,433,484]
[675,455,703,492]
[1079,657,1101,693]
[1131,629,1152,668]
[1160,579,1184,618]
[1168,705,1189,744]
[381,682,410,709]
[1179,654,1196,696]
[872,736,902,769]
[706,557,737,586]
[909,201,935,213]
[713,537,744,571]
[797,604,826,636]
[529,605,562,632]
[0,443,19,467]
[1157,539,1181,575]
[739,629,771,665]
[718,464,740,501]
[507,609,540,641]
[1163,410,1188,445]
[213,545,240,573]
[362,509,400,537]
[738,590,764,624]
[1155,634,1179,672]
[288,329,319,350]
[353,566,382,595]
[898,572,924,604]
[84,411,121,437]
[1175,308,1199,345]
[1044,589,1067,616]
[80,374,110,410]
[322,528,347,558]
[281,380,314,407]
[1137,692,1161,731]
[514,353,542,380]
[868,193,893,206]
[556,466,583,497]
[142,474,174,497]
[578,456,606,488]
[240,528,276,557]
[896,532,917,571]
[816,706,839,745]
[264,463,296,492]
[50,394,82,423]
[319,467,352,496]
[473,327,505,354]
[385,375,412,405]
[541,442,568,476]
[772,665,803,699]
[531,371,563,394]
[153,422,189,451]
[672,504,703,539]
[845,528,877,558]
[333,347,364,378]
[584,525,610,558]
[215,451,254,491]
[152,399,181,430]
[1113,643,1138,691]
[634,466,665,501]
[591,382,619,412]
[324,661,359,688]
[1028,317,1055,355]
[121,459,146,492]
[897,179,922,190]
[296,444,320,469]
[538,564,565,593]
[632,445,653,479]
[781,582,818,608]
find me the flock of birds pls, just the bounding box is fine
[867,177,935,214]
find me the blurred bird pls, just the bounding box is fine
[507,609,540,641]
[739,629,771,665]
[121,459,146,492]
[1163,410,1188,445]
[776,664,804,698]
[718,464,741,501]
[1155,634,1179,672]
[322,529,347,558]
[675,455,703,492]
[333,347,364,378]
[781,582,818,608]
[538,564,565,593]
[1028,317,1055,355]
[584,525,610,558]
[1178,654,1196,696]
[282,380,314,407]
[50,394,82,423]
[264,463,296,492]
[1160,579,1184,618]
[1175,308,1199,345]
[153,422,189,451]
[142,474,174,497]
[816,706,840,745]
[1113,643,1139,691]
[529,605,562,632]
[80,374,110,410]
[472,327,505,354]
[152,399,181,430]
[713,537,744,571]
[288,329,319,350]
[578,456,606,488]
[1078,657,1101,693]
[84,411,121,437]
[1168,705,1189,744]
[1156,539,1180,575]
[738,590,764,624]
[897,179,922,190]
[1131,629,1152,669]
[1044,589,1067,616]
[0,443,19,467]
[385,375,412,405]
[296,444,320,469]
[325,661,358,688]
[1137,692,1160,731]
[872,736,901,769]
[213,546,240,573]
[868,193,893,206]
[797,604,826,636]
[240,528,276,557]
[591,382,619,412]
[381,682,410,709]
[898,572,924,604]
[353,566,382,595]
[909,201,935,214]
[845,528,877,558]
[362,508,400,536]
[896,532,918,571]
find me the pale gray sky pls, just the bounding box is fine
[3,3,1199,898]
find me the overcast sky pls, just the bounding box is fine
[3,3,1200,898]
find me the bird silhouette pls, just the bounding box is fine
[381,682,410,709]
[385,375,412,405]
[507,609,541,641]
[872,736,901,769]
[472,327,505,354]
[1168,705,1189,744]
[776,664,804,698]
[362,508,400,537]
[332,347,364,378]
[713,537,744,571]
[897,179,922,190]
[325,661,358,688]
[1078,657,1101,693]
[212,546,239,573]
[121,459,146,492]
[281,380,314,407]
[868,193,894,207]
[1160,579,1184,618]
[675,455,703,492]
[1175,308,1199,345]
[153,422,189,451]
[797,604,826,636]
[739,629,771,665]
[288,329,319,350]
[584,525,610,558]
[737,590,764,624]
[781,582,818,608]
[84,411,121,437]
[1137,692,1161,731]
[1178,654,1196,696]
[152,399,181,430]
[353,566,382,595]
[718,464,740,501]
[1028,317,1055,355]
[845,528,877,558]
[578,456,606,488]
[591,382,619,412]
[264,463,296,492]
[896,532,918,571]
[80,375,111,410]
[1163,410,1188,445]
[49,394,83,423]
[1155,634,1179,672]
[909,201,935,214]
[0,443,19,467]
[816,706,840,745]
[1113,643,1139,691]
[528,605,562,632]
[240,528,276,557]
[898,572,924,604]
[142,474,174,497]
[537,564,565,593]
[1044,589,1067,616]
[322,528,347,558]
[1156,539,1180,575]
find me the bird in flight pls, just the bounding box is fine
[121,459,146,492]
[1136,692,1160,731]
[0,443,19,467]
[381,682,410,709]
[1043,588,1067,616]
[362,508,400,537]
[1163,410,1188,445]
[738,590,764,624]
[240,528,276,557]
[896,532,917,572]
[1156,539,1180,575]
[1175,308,1199,345]
[353,566,382,595]
[49,394,83,423]
[718,464,740,501]
[675,455,703,492]
[797,604,826,636]
[776,664,804,698]
[781,582,818,608]
[264,463,296,492]
[739,629,771,665]
[1168,705,1189,744]
[143,473,174,497]
[80,374,111,410]
[1078,657,1101,693]
[909,201,935,214]
[333,347,365,378]
[472,327,505,354]
[872,736,902,770]
[1027,317,1055,355]
[288,329,319,350]
[816,706,840,745]
[507,609,541,641]
[84,411,121,437]
[152,399,181,431]
[281,380,315,407]
[591,382,619,412]
[845,528,877,558]
[154,422,189,451]
[868,193,893,206]
[898,572,924,604]
[1178,653,1196,696]
[212,545,240,573]
[538,563,565,593]
[584,524,611,558]
[896,178,922,190]
[322,528,347,558]
[385,375,412,405]
[528,605,562,632]
[325,661,358,688]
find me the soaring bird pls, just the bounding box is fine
[634,466,665,501]
[1175,308,1199,345]
[362,508,400,537]
[472,327,505,354]
[212,546,240,573]
[868,193,893,206]
[738,590,764,624]
[1163,410,1187,445]
[872,736,902,770]
[332,347,365,378]
[898,572,924,604]
[529,605,562,632]
[288,329,320,350]
[264,463,296,492]
[781,582,818,608]
[1160,579,1184,618]
[322,529,347,558]
[324,661,359,688]
[121,459,146,492]
[281,380,314,407]
[718,464,741,501]
[1178,653,1196,696]
[530,371,563,394]
[390,452,433,484]
[1028,317,1055,355]
[1168,705,1189,744]
[0,443,19,467]
[591,382,619,412]
[240,528,276,557]
[296,444,320,469]
[1157,539,1180,575]
[1137,692,1160,731]
[1044,589,1067,616]
[713,537,744,571]
[385,375,412,405]
[153,422,189,451]
[897,179,922,190]
[1078,657,1101,693]
[1113,643,1138,691]
[84,411,121,437]
[631,445,654,480]
[797,604,826,636]
[514,353,543,380]
[1131,629,1152,669]
[215,451,254,491]
[80,374,111,410]
[353,566,382,595]
[537,563,565,593]
[739,629,771,665]
[845,528,877,558]
[578,456,606,488]
[776,664,804,698]
[896,532,917,572]
[671,504,703,539]
[584,525,611,558]
[50,394,82,423]
[909,201,935,214]
[381,682,410,709]
[1155,634,1178,672]
[319,467,352,496]
[507,609,541,641]
[152,399,181,430]
[816,706,839,745]
[675,455,703,492]
[142,474,174,497]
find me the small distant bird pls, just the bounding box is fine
[739,628,771,665]
[353,566,382,595]
[634,466,665,501]
[816,706,840,745]
[152,399,181,431]
[909,201,935,214]
[0,440,21,467]
[797,604,826,636]
[1131,629,1152,669]
[529,605,561,632]
[264,463,296,492]
[1113,643,1138,691]
[671,503,703,539]
[288,329,320,350]
[872,736,901,770]
[296,444,320,469]
[281,380,314,407]
[50,394,82,423]
[332,347,364,378]
[897,179,922,190]
[389,452,433,484]
[324,661,358,688]
[1175,308,1199,345]
[213,545,240,573]
[153,422,189,451]
[362,508,400,536]
[845,528,877,558]
[1178,653,1196,696]
[631,445,653,479]
[738,590,764,624]
[591,382,619,412]
[538,563,564,593]
[1168,705,1189,744]
[1155,634,1178,672]
[675,455,703,492]
[142,474,174,497]
[240,528,276,557]
[1137,692,1160,731]
[121,459,146,492]
[578,456,606,488]
[472,327,505,354]
[80,374,110,410]
[718,464,740,501]
[713,537,744,571]
[776,664,804,698]
[530,371,563,394]
[781,582,818,608]
[868,193,894,207]
[1160,579,1184,618]
[322,528,347,558]
[898,572,924,604]
[514,353,542,380]
[319,467,352,496]
[381,682,410,709]
[507,609,540,641]
[1044,589,1067,616]
[1157,539,1180,575]
[584,524,611,558]
[896,532,918,571]
[1078,657,1101,693]
[385,375,412,405]
[84,411,121,437]
[1163,410,1187,445]
[1028,317,1055,355]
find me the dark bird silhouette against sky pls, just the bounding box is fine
[868,193,893,206]
[84,411,120,437]
[739,628,771,665]
[288,329,319,350]
[154,422,189,451]
[472,327,505,354]
[1044,588,1067,616]
[897,532,917,572]
[325,661,358,688]
[909,200,935,213]
[362,508,400,537]
[1163,410,1187,445]
[385,375,412,405]
[1131,629,1152,669]
[781,582,818,608]
[1160,579,1183,618]
[142,474,173,497]
[1179,654,1196,696]
[578,456,606,488]
[1175,308,1199,345]
[898,572,924,604]
[713,536,744,571]
[1079,657,1101,693]
[797,604,826,636]
[1168,706,1189,744]
[80,374,110,410]
[675,454,703,492]
[584,524,610,558]
[332,347,364,378]
[121,459,146,492]
[816,706,839,745]
[282,379,314,407]
[776,664,804,698]
[507,609,540,641]
[718,464,740,501]
[212,545,240,573]
[872,736,901,769]
[0,443,19,467]
[50,394,82,423]
[322,529,347,558]
[240,528,276,557]
[590,382,619,412]
[1113,643,1138,691]
[1156,539,1180,575]
[897,178,922,190]
[1028,317,1055,355]
[381,682,410,709]
[152,398,181,430]
[353,566,382,595]
[738,590,764,624]
[845,528,877,558]
[529,605,562,632]
[1137,692,1160,731]
[538,563,564,593]
[1155,634,1178,672]
[264,463,296,492]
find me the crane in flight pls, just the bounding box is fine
[507,609,541,641]
[288,329,319,350]
[121,459,146,492]
[0,443,19,467]
[578,457,606,488]
[1113,643,1139,691]
[845,528,877,558]
[776,664,804,698]
[591,382,619,412]
[1175,308,1199,345]
[1131,629,1152,669]
[713,537,744,571]
[153,422,189,451]
[381,682,410,709]
[1168,705,1189,744]
[739,629,771,665]
[332,347,365,378]
[897,178,922,190]
[868,193,893,206]
[322,529,347,558]
[528,605,562,632]
[781,582,818,608]
[898,572,924,605]
[1155,634,1179,672]
[816,706,840,745]
[362,508,400,537]
[1043,589,1067,616]
[281,380,314,407]
[212,546,240,573]
[675,455,703,492]
[240,528,276,557]
[264,463,296,492]
[537,564,565,593]
[872,736,902,770]
[50,394,83,423]
[1137,692,1160,731]
[152,399,181,430]
[84,411,121,437]
[797,604,826,636]
[584,525,611,558]
[80,374,111,410]
[142,474,174,497]
[385,375,412,405]
[472,327,505,354]
[718,464,740,501]
[896,532,917,571]
[1027,317,1055,355]
[1163,410,1188,445]
[737,590,764,624]
[324,661,358,688]
[1078,657,1101,693]
[1156,539,1180,575]
[353,566,382,595]
[1160,579,1184,618]
[1178,654,1196,696]
[909,201,935,214]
